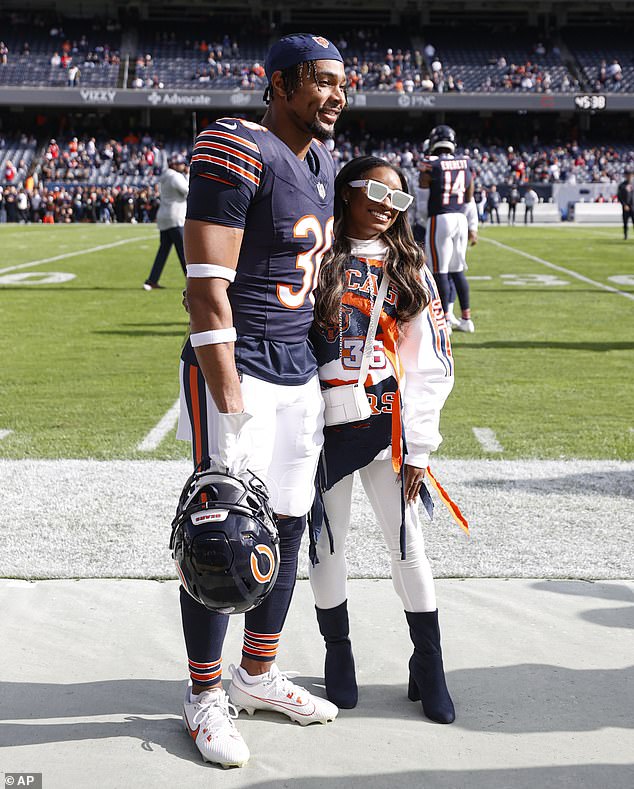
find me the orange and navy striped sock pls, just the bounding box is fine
[188,657,222,689]
[242,629,280,663]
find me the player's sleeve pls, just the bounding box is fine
[186,121,263,229]
[398,266,454,468]
[465,199,478,232]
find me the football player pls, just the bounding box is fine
[419,125,475,332]
[446,197,478,332]
[617,169,634,240]
[176,34,346,767]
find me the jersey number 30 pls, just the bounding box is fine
[277,215,334,309]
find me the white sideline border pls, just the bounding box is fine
[472,427,503,453]
[480,237,634,302]
[137,400,180,452]
[1,458,632,580]
[0,235,155,275]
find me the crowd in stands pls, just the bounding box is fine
[422,38,580,94]
[593,59,624,91]
[0,183,160,224]
[329,131,634,186]
[1,128,633,224]
[1,12,634,95]
[0,12,121,88]
[38,133,175,183]
[123,25,599,95]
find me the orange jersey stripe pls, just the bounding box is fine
[193,140,263,171]
[191,153,260,186]
[199,172,236,188]
[198,129,260,153]
[189,366,203,466]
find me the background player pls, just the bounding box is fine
[420,125,475,331]
[446,196,477,332]
[143,154,188,290]
[617,169,634,240]
[176,34,346,768]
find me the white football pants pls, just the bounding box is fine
[177,362,324,517]
[309,458,437,613]
[426,212,468,274]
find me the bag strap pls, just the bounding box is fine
[357,272,390,386]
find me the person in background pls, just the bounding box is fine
[485,184,501,223]
[523,187,538,224]
[617,170,634,240]
[420,125,475,331]
[446,197,477,332]
[143,154,188,290]
[507,185,520,225]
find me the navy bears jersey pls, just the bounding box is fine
[425,154,474,217]
[183,117,335,385]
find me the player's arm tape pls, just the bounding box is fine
[190,328,237,347]
[186,264,236,282]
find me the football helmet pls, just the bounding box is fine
[428,125,457,154]
[170,466,280,614]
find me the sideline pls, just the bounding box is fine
[0,235,155,275]
[137,400,180,452]
[472,427,503,453]
[2,458,632,580]
[479,236,634,302]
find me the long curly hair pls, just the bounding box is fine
[314,156,429,329]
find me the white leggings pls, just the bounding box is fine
[308,459,437,613]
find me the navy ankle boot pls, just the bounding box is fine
[315,601,358,709]
[405,609,455,724]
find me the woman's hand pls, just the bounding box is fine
[403,463,426,503]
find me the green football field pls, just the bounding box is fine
[0,223,632,461]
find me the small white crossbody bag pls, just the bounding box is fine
[322,273,390,426]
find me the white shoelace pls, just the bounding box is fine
[267,668,310,700]
[193,691,240,730]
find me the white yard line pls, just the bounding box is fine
[480,236,634,302]
[0,429,14,440]
[137,400,180,452]
[0,235,155,275]
[472,427,504,453]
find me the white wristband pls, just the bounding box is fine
[190,328,237,347]
[187,264,236,282]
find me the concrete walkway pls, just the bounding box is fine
[1,579,632,788]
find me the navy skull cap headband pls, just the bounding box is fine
[265,33,344,81]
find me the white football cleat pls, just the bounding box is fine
[182,684,250,768]
[455,318,475,333]
[228,663,338,725]
[446,311,461,328]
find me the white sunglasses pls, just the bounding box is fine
[348,178,414,211]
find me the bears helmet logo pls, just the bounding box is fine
[250,544,276,583]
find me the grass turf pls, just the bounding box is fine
[0,223,632,461]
